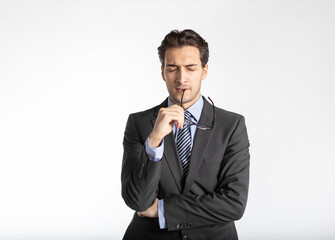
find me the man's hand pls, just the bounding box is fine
[137,198,159,218]
[149,105,184,147]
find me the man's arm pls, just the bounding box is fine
[137,198,158,218]
[121,114,161,212]
[121,105,184,212]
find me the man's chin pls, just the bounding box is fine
[169,95,180,105]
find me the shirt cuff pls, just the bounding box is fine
[158,199,166,229]
[145,137,164,162]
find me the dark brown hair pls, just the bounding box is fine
[158,29,209,68]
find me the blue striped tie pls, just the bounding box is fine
[176,111,192,175]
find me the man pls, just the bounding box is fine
[121,29,250,240]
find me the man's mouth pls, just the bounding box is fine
[176,88,188,93]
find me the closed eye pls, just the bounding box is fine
[167,67,177,72]
[184,64,197,72]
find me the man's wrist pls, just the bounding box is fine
[149,133,163,148]
[145,137,164,162]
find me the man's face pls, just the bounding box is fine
[161,46,208,109]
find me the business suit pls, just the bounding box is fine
[121,97,250,240]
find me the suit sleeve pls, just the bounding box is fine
[164,116,250,231]
[121,114,161,212]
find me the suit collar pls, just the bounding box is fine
[197,96,214,127]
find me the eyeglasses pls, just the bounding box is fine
[180,90,215,130]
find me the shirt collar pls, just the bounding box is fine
[167,95,204,122]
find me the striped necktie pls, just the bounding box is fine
[176,110,192,175]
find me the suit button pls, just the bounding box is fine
[175,223,180,229]
[183,234,188,239]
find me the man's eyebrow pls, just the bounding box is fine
[183,64,198,67]
[166,64,198,67]
[166,64,178,67]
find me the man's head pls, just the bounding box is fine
[158,29,209,109]
[158,29,209,68]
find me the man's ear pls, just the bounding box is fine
[202,64,208,80]
[161,65,166,81]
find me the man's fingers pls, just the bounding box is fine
[159,106,184,129]
[151,104,185,142]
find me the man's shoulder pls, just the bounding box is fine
[130,105,158,118]
[216,106,244,119]
[215,106,246,127]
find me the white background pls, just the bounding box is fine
[1,1,334,239]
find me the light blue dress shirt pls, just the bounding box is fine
[144,96,204,229]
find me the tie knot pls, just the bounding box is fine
[184,110,192,121]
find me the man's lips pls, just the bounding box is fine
[176,88,189,92]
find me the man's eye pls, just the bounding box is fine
[168,68,177,72]
[188,68,195,72]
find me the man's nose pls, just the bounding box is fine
[177,68,187,84]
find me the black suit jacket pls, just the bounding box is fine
[121,97,250,240]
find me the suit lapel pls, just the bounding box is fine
[163,132,183,192]
[183,97,214,194]
[151,99,183,193]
